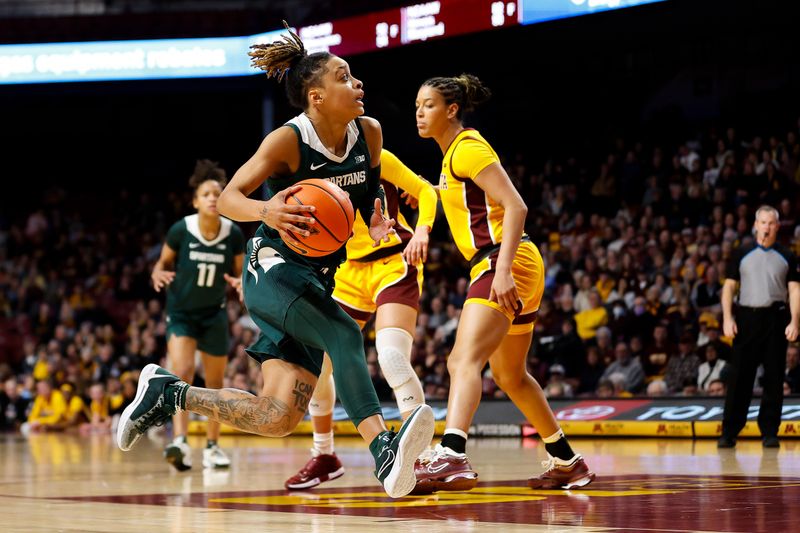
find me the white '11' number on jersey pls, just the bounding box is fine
[196,263,216,287]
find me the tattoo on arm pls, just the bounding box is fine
[259,204,269,220]
[186,388,291,436]
[292,379,313,414]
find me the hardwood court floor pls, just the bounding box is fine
[2,431,800,532]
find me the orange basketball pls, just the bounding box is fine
[283,178,355,257]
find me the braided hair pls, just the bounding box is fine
[189,159,227,191]
[248,20,333,110]
[421,73,491,120]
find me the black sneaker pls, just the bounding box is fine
[370,404,434,498]
[762,436,780,448]
[717,436,736,448]
[116,364,188,451]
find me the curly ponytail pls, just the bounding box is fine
[249,20,333,110]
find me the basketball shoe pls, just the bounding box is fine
[165,439,192,471]
[370,404,434,498]
[285,450,345,489]
[528,454,595,489]
[410,443,479,495]
[117,364,188,452]
[203,444,231,469]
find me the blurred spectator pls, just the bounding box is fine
[601,342,644,393]
[664,334,701,393]
[576,346,606,395]
[594,326,615,365]
[544,364,574,398]
[607,372,634,398]
[80,382,112,435]
[551,318,585,383]
[59,383,87,430]
[626,296,658,344]
[681,379,699,396]
[24,379,66,433]
[698,343,728,393]
[707,379,726,397]
[595,378,614,398]
[434,304,460,345]
[643,324,672,383]
[574,274,593,312]
[0,378,29,431]
[575,290,609,339]
[427,297,447,330]
[692,265,722,313]
[544,381,568,398]
[646,379,668,397]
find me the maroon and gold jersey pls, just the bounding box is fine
[438,129,503,261]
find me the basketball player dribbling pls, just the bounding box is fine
[412,74,595,494]
[285,148,437,490]
[115,22,434,499]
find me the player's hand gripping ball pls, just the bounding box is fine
[282,178,355,257]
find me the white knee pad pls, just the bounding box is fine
[376,327,424,412]
[308,372,336,417]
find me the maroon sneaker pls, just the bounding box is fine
[410,444,479,495]
[528,455,595,490]
[285,451,345,490]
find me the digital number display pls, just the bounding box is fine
[298,0,519,56]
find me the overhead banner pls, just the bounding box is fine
[0,32,286,85]
[519,0,666,26]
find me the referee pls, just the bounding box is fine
[718,205,800,448]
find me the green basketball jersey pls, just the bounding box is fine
[253,114,381,290]
[165,214,245,313]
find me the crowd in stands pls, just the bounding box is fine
[2,120,800,435]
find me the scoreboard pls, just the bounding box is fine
[295,0,519,56]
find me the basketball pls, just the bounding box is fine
[282,178,355,257]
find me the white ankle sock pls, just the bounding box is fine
[313,431,334,455]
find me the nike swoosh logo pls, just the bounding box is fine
[310,162,328,170]
[377,448,395,478]
[189,242,200,248]
[427,462,450,474]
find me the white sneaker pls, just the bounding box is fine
[164,440,192,471]
[203,444,231,469]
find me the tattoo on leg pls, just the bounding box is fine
[187,388,292,436]
[292,379,313,413]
